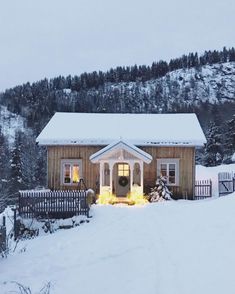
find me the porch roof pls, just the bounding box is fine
[90,140,152,164]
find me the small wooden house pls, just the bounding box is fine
[36,113,206,200]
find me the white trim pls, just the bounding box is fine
[60,159,82,186]
[90,140,152,163]
[157,158,180,186]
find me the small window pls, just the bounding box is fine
[61,160,82,185]
[157,159,179,186]
[168,164,176,184]
[118,163,129,177]
[160,164,167,177]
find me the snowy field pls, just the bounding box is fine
[1,164,235,294]
[1,195,235,293]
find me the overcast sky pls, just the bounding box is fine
[0,0,235,91]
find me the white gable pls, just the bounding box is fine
[36,112,206,147]
[90,140,152,163]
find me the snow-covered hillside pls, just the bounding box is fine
[1,194,235,293]
[160,62,235,104]
[107,62,235,112]
[0,105,25,144]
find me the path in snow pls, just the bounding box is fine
[1,196,235,294]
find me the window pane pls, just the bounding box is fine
[160,164,167,177]
[118,164,129,176]
[169,164,175,171]
[169,170,175,176]
[124,164,129,171]
[123,170,129,176]
[169,176,176,184]
[64,164,71,183]
[72,164,79,183]
[118,168,123,176]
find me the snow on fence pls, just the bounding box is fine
[18,190,90,219]
[218,172,235,197]
[194,180,212,200]
[0,216,6,253]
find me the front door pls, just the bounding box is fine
[116,163,130,197]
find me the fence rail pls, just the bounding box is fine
[19,190,90,219]
[194,180,212,200]
[218,172,235,197]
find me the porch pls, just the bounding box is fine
[90,140,152,203]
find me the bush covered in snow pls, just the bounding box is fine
[15,215,90,240]
[148,176,173,202]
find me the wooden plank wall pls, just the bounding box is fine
[47,145,195,199]
[141,146,195,199]
[47,146,101,192]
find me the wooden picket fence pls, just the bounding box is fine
[194,179,212,200]
[18,190,90,219]
[218,172,235,197]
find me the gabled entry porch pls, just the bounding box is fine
[90,141,152,200]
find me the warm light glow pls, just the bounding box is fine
[72,164,80,183]
[127,185,147,205]
[97,192,117,205]
[98,185,147,205]
[127,191,148,205]
[118,163,130,176]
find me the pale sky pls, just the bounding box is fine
[0,0,235,91]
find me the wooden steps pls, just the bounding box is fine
[111,197,135,205]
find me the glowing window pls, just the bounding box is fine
[61,160,82,185]
[118,164,129,177]
[72,164,80,183]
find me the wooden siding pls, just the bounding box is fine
[47,145,195,199]
[47,146,101,192]
[141,146,195,199]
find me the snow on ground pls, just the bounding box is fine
[1,163,235,293]
[196,163,235,196]
[1,194,235,294]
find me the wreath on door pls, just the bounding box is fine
[119,176,128,187]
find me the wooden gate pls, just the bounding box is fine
[194,180,212,200]
[218,172,235,196]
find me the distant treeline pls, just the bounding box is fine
[0,47,235,130]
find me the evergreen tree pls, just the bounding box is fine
[223,114,235,162]
[149,176,173,202]
[203,123,223,166]
[8,131,25,204]
[0,128,10,209]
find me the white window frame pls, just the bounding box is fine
[61,159,82,186]
[157,158,180,186]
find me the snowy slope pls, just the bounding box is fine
[97,62,235,113]
[160,62,235,104]
[0,105,25,144]
[1,194,235,294]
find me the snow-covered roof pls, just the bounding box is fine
[90,140,152,163]
[36,112,206,147]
